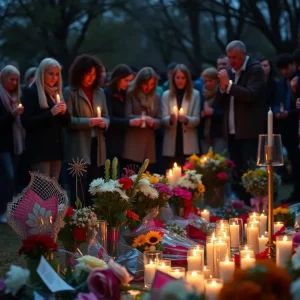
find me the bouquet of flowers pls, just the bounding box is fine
[274,204,295,227]
[132,231,164,252]
[58,206,98,252]
[90,158,149,227]
[165,222,187,238]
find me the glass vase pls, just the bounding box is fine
[204,185,225,208]
[107,226,120,259]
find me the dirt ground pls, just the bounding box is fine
[0,184,292,278]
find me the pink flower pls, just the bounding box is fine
[217,171,228,181]
[183,162,195,171]
[108,259,133,285]
[173,187,192,201]
[76,292,98,300]
[226,159,235,168]
[87,268,121,300]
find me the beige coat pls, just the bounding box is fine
[162,89,200,157]
[123,94,161,163]
[63,86,110,167]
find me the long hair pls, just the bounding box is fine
[69,54,104,89]
[0,65,21,102]
[259,57,275,81]
[169,64,193,100]
[31,58,63,109]
[127,67,158,97]
[107,64,133,93]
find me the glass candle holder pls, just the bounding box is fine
[239,245,254,257]
[156,259,171,274]
[249,212,259,218]
[188,245,204,271]
[216,219,229,226]
[97,220,107,250]
[205,278,223,300]
[186,270,205,294]
[203,265,212,279]
[216,231,230,256]
[276,235,292,267]
[274,221,284,233]
[229,218,243,248]
[169,267,185,279]
[256,134,284,166]
[219,257,235,283]
[240,251,256,270]
[258,234,268,253]
[213,237,228,277]
[259,212,267,236]
[206,236,216,276]
[247,222,259,254]
[144,251,162,288]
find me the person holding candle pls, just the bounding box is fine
[0,65,24,223]
[199,67,226,154]
[161,64,200,171]
[63,54,109,205]
[21,58,70,181]
[216,40,265,205]
[123,67,161,170]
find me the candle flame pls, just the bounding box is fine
[203,266,206,270]
[150,260,153,265]
[168,169,173,176]
[18,103,22,107]
[245,246,248,250]
[261,235,265,238]
[225,256,229,262]
[97,106,101,112]
[175,269,179,273]
[283,235,288,242]
[233,222,236,225]
[174,162,177,168]
[212,280,217,286]
[162,262,165,267]
[193,250,196,257]
[196,245,199,250]
[192,271,197,276]
[246,254,250,259]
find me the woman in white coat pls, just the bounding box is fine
[161,64,201,171]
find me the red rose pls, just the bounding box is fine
[66,206,74,217]
[72,227,87,242]
[217,171,228,181]
[118,177,133,190]
[126,210,139,221]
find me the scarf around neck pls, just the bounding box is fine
[44,84,58,103]
[136,90,155,115]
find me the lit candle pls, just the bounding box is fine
[186,271,204,294]
[229,221,240,248]
[179,107,184,116]
[247,223,259,254]
[201,209,210,223]
[187,248,202,271]
[206,235,215,276]
[203,265,212,279]
[240,253,256,270]
[268,107,273,146]
[205,278,223,300]
[56,94,60,103]
[156,260,171,274]
[259,212,267,236]
[239,245,254,257]
[276,235,292,267]
[18,103,23,108]
[173,105,178,117]
[213,238,228,277]
[97,106,101,118]
[258,235,268,253]
[128,290,140,298]
[144,260,156,287]
[172,162,182,181]
[169,267,185,279]
[274,221,283,233]
[219,257,234,283]
[166,169,174,186]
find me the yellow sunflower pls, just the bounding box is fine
[132,234,146,247]
[145,231,162,245]
[149,176,159,184]
[198,183,205,193]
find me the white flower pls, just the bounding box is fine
[291,278,300,300]
[139,183,158,199]
[292,246,300,269]
[5,265,30,296]
[74,262,92,279]
[89,178,105,195]
[25,203,52,235]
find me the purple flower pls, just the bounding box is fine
[173,187,192,201]
[293,233,300,244]
[154,183,172,199]
[75,292,98,300]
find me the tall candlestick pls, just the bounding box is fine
[173,105,178,118]
[56,94,60,103]
[97,106,101,118]
[268,108,273,146]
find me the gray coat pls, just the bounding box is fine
[63,86,110,166]
[123,94,161,163]
[162,89,200,157]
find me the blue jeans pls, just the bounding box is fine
[0,152,14,215]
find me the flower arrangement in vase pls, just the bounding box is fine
[185,148,234,208]
[132,231,164,252]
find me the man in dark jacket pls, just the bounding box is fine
[216,40,266,204]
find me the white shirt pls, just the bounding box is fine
[228,56,250,134]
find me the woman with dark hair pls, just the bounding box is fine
[64,54,109,205]
[104,64,141,167]
[162,64,200,170]
[259,58,278,132]
[123,67,161,169]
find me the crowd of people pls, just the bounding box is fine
[1,40,300,223]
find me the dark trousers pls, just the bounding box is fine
[228,135,258,205]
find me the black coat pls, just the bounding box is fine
[21,84,71,164]
[104,87,130,158]
[215,57,266,139]
[0,98,14,153]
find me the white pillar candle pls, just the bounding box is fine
[240,253,256,270]
[172,162,182,182]
[205,279,223,300]
[173,105,178,118]
[201,209,210,223]
[188,247,203,271]
[239,245,254,257]
[247,224,259,254]
[274,222,283,233]
[56,94,60,103]
[206,236,215,276]
[156,260,171,274]
[97,106,101,118]
[229,221,240,248]
[186,271,204,294]
[276,235,292,267]
[213,238,228,277]
[203,265,212,279]
[259,213,267,236]
[219,257,235,283]
[169,267,185,279]
[268,108,273,146]
[179,107,184,116]
[144,261,156,287]
[166,169,174,186]
[258,235,268,253]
